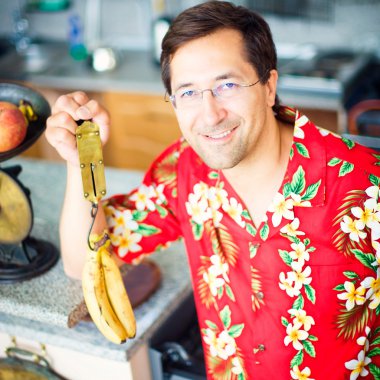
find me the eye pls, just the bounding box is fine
[220,82,238,91]
[179,89,197,98]
[216,82,240,96]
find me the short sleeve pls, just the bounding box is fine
[103,140,184,263]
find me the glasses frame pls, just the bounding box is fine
[164,76,264,109]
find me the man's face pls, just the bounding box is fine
[169,28,277,170]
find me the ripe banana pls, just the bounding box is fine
[82,232,136,344]
[101,243,136,339]
[18,99,38,126]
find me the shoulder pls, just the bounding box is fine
[319,127,380,176]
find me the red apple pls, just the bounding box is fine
[0,101,28,152]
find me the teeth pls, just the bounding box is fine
[207,129,232,139]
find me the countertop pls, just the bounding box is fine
[0,157,192,362]
[0,47,166,95]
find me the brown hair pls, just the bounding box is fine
[161,0,280,111]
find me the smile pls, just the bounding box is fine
[205,127,236,140]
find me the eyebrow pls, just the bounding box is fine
[173,72,240,93]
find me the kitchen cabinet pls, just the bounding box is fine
[102,91,181,170]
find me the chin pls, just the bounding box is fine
[192,143,243,170]
[201,157,239,170]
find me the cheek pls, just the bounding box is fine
[175,111,194,138]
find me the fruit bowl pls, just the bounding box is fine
[0,82,50,162]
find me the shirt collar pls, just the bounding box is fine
[281,107,326,208]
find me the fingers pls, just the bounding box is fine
[79,99,110,143]
[46,91,110,164]
[45,114,78,165]
[51,91,110,127]
[51,91,89,120]
[45,116,76,149]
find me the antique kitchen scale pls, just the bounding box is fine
[0,82,59,283]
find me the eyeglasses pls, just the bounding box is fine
[165,78,262,109]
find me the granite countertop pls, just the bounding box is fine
[0,47,166,95]
[0,157,192,361]
[30,50,165,95]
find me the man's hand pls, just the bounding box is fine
[45,91,110,166]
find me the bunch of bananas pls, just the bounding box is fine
[82,232,136,344]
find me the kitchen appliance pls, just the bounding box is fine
[278,48,374,97]
[0,82,59,283]
[149,292,207,380]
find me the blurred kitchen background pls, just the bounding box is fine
[0,0,380,169]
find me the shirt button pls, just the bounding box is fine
[258,344,265,351]
[253,344,265,354]
[256,291,264,300]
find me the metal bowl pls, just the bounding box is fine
[0,82,51,162]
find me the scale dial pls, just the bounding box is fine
[0,170,32,244]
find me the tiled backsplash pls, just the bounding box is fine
[0,0,379,54]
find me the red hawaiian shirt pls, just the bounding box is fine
[104,107,380,380]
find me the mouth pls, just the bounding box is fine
[204,126,237,140]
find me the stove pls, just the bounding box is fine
[277,47,374,103]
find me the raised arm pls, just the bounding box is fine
[45,91,110,279]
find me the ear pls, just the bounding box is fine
[266,69,278,108]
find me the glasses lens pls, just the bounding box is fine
[215,82,242,99]
[175,90,202,109]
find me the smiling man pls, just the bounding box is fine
[46,1,380,379]
[167,27,293,227]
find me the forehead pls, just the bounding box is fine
[170,29,256,88]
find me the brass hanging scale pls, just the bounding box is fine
[75,120,106,204]
[75,120,107,247]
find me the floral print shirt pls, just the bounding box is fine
[104,107,380,380]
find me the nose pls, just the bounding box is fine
[199,90,227,126]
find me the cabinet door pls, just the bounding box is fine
[103,92,181,170]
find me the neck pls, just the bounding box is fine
[221,117,294,227]
[223,118,292,185]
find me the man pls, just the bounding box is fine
[46,1,380,379]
